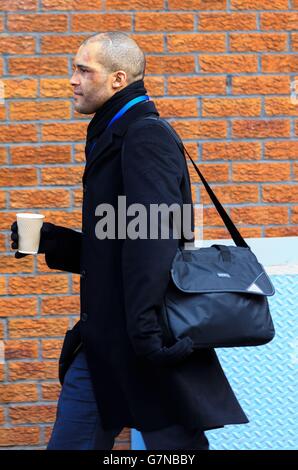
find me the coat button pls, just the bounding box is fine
[81,269,86,278]
[81,312,88,322]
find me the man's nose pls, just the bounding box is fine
[70,71,79,86]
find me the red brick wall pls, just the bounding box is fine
[0,0,298,449]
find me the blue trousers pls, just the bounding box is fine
[47,348,209,450]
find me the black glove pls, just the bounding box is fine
[144,337,194,367]
[10,221,58,259]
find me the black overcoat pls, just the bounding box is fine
[45,100,249,432]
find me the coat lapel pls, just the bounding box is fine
[82,100,159,183]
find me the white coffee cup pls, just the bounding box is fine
[16,213,45,254]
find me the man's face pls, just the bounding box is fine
[70,42,119,115]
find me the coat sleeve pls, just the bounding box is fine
[45,226,82,274]
[121,121,186,358]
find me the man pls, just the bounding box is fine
[11,32,248,450]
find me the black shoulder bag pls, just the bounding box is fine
[139,116,275,349]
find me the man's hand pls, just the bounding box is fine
[10,221,58,259]
[144,337,194,367]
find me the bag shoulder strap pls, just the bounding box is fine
[139,116,249,248]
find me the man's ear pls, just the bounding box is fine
[111,70,128,89]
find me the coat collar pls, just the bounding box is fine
[82,100,159,182]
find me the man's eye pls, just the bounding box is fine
[81,69,87,73]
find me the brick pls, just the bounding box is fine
[144,77,164,96]
[230,206,288,225]
[202,207,227,226]
[0,407,4,425]
[0,105,5,120]
[203,227,262,239]
[8,275,69,295]
[0,0,37,10]
[232,75,290,95]
[230,33,287,52]
[155,98,197,117]
[2,79,38,98]
[167,34,225,52]
[261,13,298,31]
[11,145,72,164]
[262,184,298,202]
[4,340,39,359]
[8,14,68,32]
[168,76,226,95]
[265,97,298,116]
[0,427,40,446]
[73,188,83,206]
[41,295,80,315]
[71,14,131,32]
[265,226,298,237]
[0,124,37,143]
[232,119,290,138]
[0,233,5,251]
[9,361,58,380]
[10,189,70,208]
[262,55,298,73]
[41,383,61,401]
[146,55,195,74]
[199,13,256,31]
[296,121,298,136]
[131,34,164,53]
[265,141,298,160]
[169,0,227,9]
[43,0,102,9]
[44,425,54,444]
[71,275,80,294]
[291,207,298,224]
[0,168,37,186]
[0,35,35,54]
[202,98,261,117]
[9,404,56,424]
[9,318,70,338]
[231,0,288,9]
[106,0,163,8]
[200,55,258,73]
[10,101,71,121]
[201,184,259,204]
[41,34,87,54]
[292,34,298,52]
[135,13,194,31]
[294,163,298,180]
[9,57,68,76]
[171,120,227,139]
[0,383,38,403]
[202,142,261,160]
[40,78,73,98]
[0,147,6,164]
[0,297,37,316]
[42,339,63,359]
[0,191,6,208]
[74,144,85,163]
[189,163,229,183]
[41,166,83,185]
[0,278,6,296]
[232,163,290,182]
[41,122,88,142]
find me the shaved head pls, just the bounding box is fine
[82,32,146,84]
[70,32,146,114]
